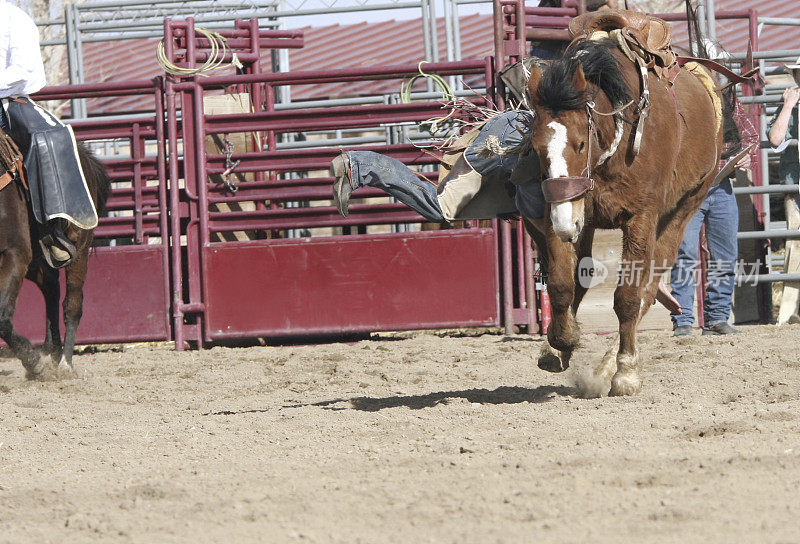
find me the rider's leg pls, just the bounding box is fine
[332,150,444,222]
[332,110,535,222]
[440,110,534,219]
[435,154,484,220]
[3,97,97,269]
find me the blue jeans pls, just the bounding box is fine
[464,111,532,177]
[346,150,444,222]
[670,180,739,327]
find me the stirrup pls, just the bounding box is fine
[39,228,76,269]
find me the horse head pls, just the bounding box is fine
[525,39,632,243]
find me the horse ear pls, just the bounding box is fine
[573,64,587,92]
[526,64,543,104]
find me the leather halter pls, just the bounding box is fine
[541,101,630,204]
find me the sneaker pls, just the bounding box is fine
[331,152,353,218]
[673,325,692,337]
[701,322,741,335]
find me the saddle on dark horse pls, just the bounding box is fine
[1,97,99,268]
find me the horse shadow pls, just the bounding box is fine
[283,384,576,413]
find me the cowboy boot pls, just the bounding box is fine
[331,151,353,217]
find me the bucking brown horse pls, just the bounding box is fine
[523,37,722,396]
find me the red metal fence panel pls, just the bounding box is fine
[203,229,499,339]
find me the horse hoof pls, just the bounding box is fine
[610,370,642,396]
[538,349,568,373]
[576,344,618,398]
[57,355,74,373]
[23,357,47,380]
[538,354,568,372]
[537,341,569,372]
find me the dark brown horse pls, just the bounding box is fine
[0,143,110,378]
[523,38,722,396]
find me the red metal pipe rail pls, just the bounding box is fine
[202,101,479,134]
[170,63,489,91]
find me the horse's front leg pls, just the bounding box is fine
[544,227,581,355]
[609,217,657,396]
[526,217,594,372]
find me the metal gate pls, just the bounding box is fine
[168,50,508,347]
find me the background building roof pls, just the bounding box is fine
[76,3,800,115]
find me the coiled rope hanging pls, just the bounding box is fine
[400,61,456,104]
[400,61,458,133]
[156,26,243,77]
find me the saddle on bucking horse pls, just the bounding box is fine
[568,9,676,79]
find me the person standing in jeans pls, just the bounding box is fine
[670,96,759,336]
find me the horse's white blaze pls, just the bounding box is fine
[546,121,569,178]
[546,121,577,241]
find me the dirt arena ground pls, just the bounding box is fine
[1,324,799,543]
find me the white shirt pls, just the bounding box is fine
[0,0,47,98]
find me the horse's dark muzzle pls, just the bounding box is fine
[541,177,594,204]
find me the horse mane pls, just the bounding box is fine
[536,38,632,114]
[77,143,111,215]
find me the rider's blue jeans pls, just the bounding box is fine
[670,180,739,328]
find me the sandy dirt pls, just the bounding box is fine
[1,324,799,543]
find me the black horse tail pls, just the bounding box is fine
[684,0,742,158]
[77,143,111,216]
[684,0,709,59]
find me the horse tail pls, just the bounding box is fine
[684,0,708,59]
[77,143,111,216]
[683,0,741,157]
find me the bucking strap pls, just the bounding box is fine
[541,177,594,204]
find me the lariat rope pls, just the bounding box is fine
[156,27,243,77]
[400,62,456,104]
[400,61,459,134]
[399,61,504,157]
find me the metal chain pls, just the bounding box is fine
[221,135,241,194]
